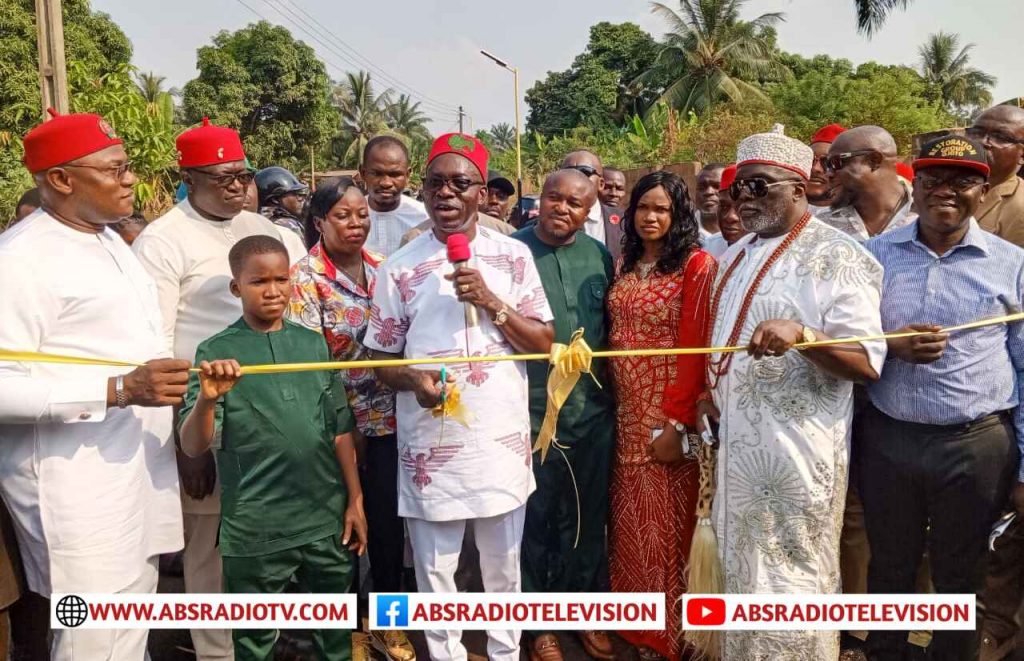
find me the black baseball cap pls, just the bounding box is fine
[487,170,516,196]
[913,134,990,178]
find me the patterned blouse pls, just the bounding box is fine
[288,242,397,437]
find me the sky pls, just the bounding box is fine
[91,0,1023,134]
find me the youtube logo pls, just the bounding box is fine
[686,597,726,626]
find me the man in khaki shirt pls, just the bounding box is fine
[968,105,1024,247]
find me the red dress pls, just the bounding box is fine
[607,250,715,661]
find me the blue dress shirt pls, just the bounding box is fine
[867,219,1024,480]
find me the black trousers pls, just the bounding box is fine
[362,433,404,594]
[857,405,1018,661]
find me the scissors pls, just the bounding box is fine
[439,366,447,406]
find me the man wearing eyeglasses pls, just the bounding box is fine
[561,151,625,260]
[366,133,554,661]
[821,125,916,243]
[861,135,1023,661]
[0,110,192,660]
[133,118,306,661]
[698,127,885,661]
[968,105,1024,248]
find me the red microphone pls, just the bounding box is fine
[446,233,478,327]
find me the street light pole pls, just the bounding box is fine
[480,49,523,204]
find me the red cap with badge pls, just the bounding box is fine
[427,133,489,181]
[176,117,246,168]
[22,108,124,174]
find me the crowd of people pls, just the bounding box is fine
[0,100,1023,661]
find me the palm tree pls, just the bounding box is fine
[853,0,911,36]
[639,0,786,116]
[332,71,393,165]
[919,32,996,121]
[134,71,176,124]
[135,71,167,103]
[385,94,432,143]
[488,123,515,151]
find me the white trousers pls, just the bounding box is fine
[183,507,233,660]
[51,556,158,661]
[406,505,526,661]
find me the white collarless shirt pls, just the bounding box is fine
[0,211,183,595]
[133,199,308,365]
[582,200,606,244]
[366,196,429,258]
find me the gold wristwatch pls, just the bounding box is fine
[493,304,510,326]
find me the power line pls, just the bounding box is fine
[232,0,459,116]
[273,0,459,113]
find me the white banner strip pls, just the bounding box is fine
[680,594,975,631]
[50,594,357,630]
[370,593,664,631]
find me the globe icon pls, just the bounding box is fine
[55,595,88,628]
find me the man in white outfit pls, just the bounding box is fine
[133,118,305,660]
[365,133,554,660]
[0,110,191,660]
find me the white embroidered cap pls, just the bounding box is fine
[736,123,814,180]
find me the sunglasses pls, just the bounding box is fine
[423,175,483,194]
[729,178,801,199]
[965,127,1024,148]
[192,168,256,188]
[565,164,600,178]
[823,150,877,173]
[917,175,986,193]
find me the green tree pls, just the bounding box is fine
[525,22,666,135]
[770,59,953,153]
[918,32,995,122]
[69,62,178,215]
[331,71,392,166]
[384,94,431,143]
[181,21,338,171]
[639,0,786,115]
[1,0,134,224]
[135,71,177,125]
[488,123,515,151]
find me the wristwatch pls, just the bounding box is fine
[114,374,129,409]
[669,418,690,455]
[798,324,816,350]
[493,304,510,327]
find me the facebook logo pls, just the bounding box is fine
[376,594,409,628]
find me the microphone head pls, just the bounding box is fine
[446,233,472,263]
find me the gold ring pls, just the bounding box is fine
[460,284,470,293]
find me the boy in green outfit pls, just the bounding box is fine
[179,235,366,661]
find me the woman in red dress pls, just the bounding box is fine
[607,171,715,661]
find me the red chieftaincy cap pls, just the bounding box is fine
[427,133,489,181]
[810,123,847,145]
[22,108,124,174]
[176,117,247,168]
[719,164,738,191]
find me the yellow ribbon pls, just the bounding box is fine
[430,385,474,428]
[533,329,600,464]
[3,311,1022,373]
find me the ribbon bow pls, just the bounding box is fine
[534,329,601,463]
[431,383,474,429]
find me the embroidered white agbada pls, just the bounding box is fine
[0,211,183,595]
[363,225,553,522]
[708,218,885,660]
